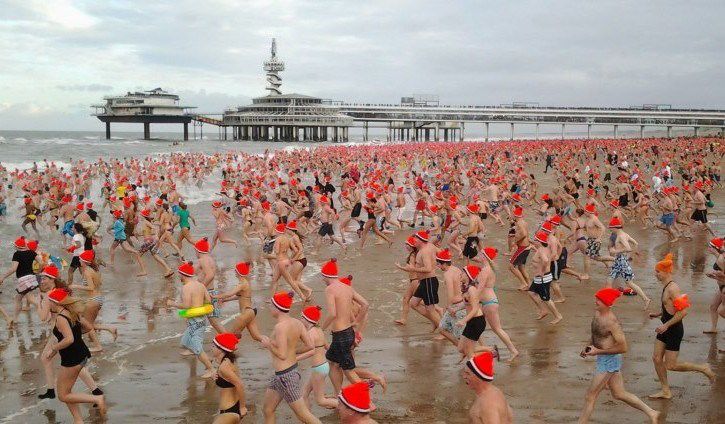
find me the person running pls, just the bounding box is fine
[527,231,563,324]
[320,259,368,393]
[395,231,441,330]
[605,217,651,309]
[37,265,103,402]
[175,202,196,247]
[166,262,215,379]
[0,236,40,325]
[212,333,248,423]
[477,247,519,363]
[435,249,466,345]
[46,288,107,422]
[297,305,338,410]
[463,351,513,423]
[213,261,263,342]
[578,288,659,423]
[107,210,147,276]
[508,206,531,291]
[648,253,715,399]
[261,291,321,424]
[68,250,118,352]
[194,237,227,334]
[394,236,420,326]
[456,265,489,361]
[704,237,725,334]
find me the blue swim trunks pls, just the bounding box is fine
[180,317,207,355]
[596,353,623,373]
[61,220,75,237]
[660,213,675,227]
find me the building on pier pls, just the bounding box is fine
[92,88,196,140]
[223,39,353,142]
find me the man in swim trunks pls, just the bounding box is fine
[606,218,651,309]
[526,231,562,324]
[261,291,321,423]
[655,187,680,242]
[166,262,214,379]
[321,259,368,394]
[582,203,609,272]
[648,254,715,399]
[435,249,466,345]
[462,204,484,261]
[195,238,226,334]
[578,288,659,423]
[689,182,715,236]
[508,206,531,291]
[396,230,442,330]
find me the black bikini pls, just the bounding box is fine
[216,358,241,415]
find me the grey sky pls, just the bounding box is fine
[0,0,722,131]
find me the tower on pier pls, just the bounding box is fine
[263,38,285,95]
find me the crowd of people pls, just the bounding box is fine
[0,136,722,423]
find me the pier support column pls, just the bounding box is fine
[143,122,150,140]
[105,122,111,139]
[443,129,448,141]
[639,125,644,139]
[666,126,672,138]
[535,123,540,140]
[388,124,392,141]
[694,126,699,137]
[485,122,489,141]
[587,124,591,139]
[613,125,618,139]
[364,122,368,141]
[435,123,439,141]
[183,123,189,141]
[560,124,565,140]
[510,123,514,141]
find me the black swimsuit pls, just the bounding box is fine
[52,314,91,367]
[655,282,684,352]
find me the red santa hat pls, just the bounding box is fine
[465,264,481,281]
[317,256,338,278]
[213,333,239,352]
[302,305,322,324]
[272,291,294,312]
[235,261,250,277]
[338,382,372,414]
[467,351,494,381]
[194,237,211,254]
[178,261,195,277]
[482,247,498,261]
[595,288,622,307]
[436,249,452,263]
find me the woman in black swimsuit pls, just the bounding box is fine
[212,333,247,423]
[47,288,106,421]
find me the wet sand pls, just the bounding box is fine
[0,164,723,423]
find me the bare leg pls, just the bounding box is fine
[608,373,659,423]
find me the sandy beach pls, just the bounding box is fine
[0,162,722,424]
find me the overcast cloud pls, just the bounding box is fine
[0,0,722,130]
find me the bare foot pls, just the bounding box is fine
[163,270,174,278]
[506,350,520,365]
[648,390,672,399]
[703,329,718,334]
[200,369,214,379]
[136,271,148,277]
[433,334,446,341]
[536,311,549,321]
[6,319,15,329]
[579,274,590,281]
[394,319,406,326]
[549,315,563,325]
[554,298,566,304]
[179,349,195,357]
[89,346,103,353]
[517,285,529,291]
[111,328,118,342]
